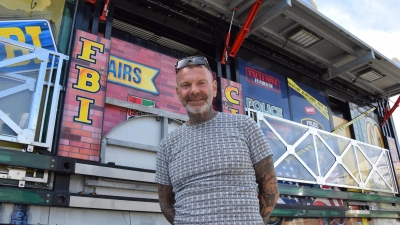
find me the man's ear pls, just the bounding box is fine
[175,86,179,95]
[212,79,217,97]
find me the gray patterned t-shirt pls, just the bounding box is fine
[155,112,272,224]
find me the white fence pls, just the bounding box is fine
[248,109,397,194]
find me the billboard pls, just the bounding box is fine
[0,20,57,72]
[288,78,330,131]
[238,58,290,119]
[349,103,384,147]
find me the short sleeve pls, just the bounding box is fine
[245,116,272,165]
[155,141,172,185]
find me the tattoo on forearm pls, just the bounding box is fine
[254,156,279,223]
[158,184,176,224]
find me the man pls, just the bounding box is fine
[155,55,279,224]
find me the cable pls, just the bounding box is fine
[279,38,289,50]
[218,26,229,55]
[221,8,237,64]
[31,0,38,9]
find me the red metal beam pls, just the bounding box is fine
[228,0,262,58]
[382,95,400,126]
[100,0,110,22]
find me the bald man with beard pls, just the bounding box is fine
[155,55,279,225]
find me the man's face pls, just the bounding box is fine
[175,65,217,115]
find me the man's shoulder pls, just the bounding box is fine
[159,124,187,147]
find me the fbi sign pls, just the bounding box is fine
[0,20,57,72]
[108,55,159,94]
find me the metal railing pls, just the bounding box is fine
[248,109,398,194]
[0,37,69,152]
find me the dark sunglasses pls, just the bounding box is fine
[175,56,211,72]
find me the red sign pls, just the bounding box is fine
[245,67,281,92]
[305,106,316,114]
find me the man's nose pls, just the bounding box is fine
[190,84,200,94]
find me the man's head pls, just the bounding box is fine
[175,56,217,115]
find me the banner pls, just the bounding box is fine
[349,103,384,147]
[108,55,159,94]
[238,58,290,119]
[288,78,330,131]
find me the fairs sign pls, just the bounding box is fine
[108,55,159,94]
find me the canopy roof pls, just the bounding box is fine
[180,0,400,98]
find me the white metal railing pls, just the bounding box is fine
[0,37,69,151]
[247,109,398,194]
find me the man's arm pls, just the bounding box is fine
[254,155,279,223]
[157,184,175,224]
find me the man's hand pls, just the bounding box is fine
[157,184,175,224]
[254,155,279,223]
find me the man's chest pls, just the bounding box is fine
[168,127,253,186]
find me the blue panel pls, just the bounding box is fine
[238,58,290,119]
[288,79,331,131]
[0,20,57,72]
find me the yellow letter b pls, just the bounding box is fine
[73,65,101,93]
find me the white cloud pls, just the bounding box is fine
[314,0,400,135]
[314,0,400,59]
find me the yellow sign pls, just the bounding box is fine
[72,36,104,124]
[74,96,95,124]
[0,20,57,71]
[77,37,104,63]
[288,78,329,120]
[108,55,159,94]
[73,65,101,93]
[225,86,240,105]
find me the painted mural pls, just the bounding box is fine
[220,78,243,114]
[58,30,110,161]
[102,37,188,136]
[238,58,290,119]
[288,78,330,131]
[126,95,155,119]
[387,136,400,191]
[349,103,384,148]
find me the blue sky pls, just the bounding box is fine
[312,0,400,135]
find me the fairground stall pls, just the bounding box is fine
[1,0,400,224]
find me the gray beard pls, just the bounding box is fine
[184,98,212,115]
[179,94,215,125]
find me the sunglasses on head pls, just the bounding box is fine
[175,56,211,73]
